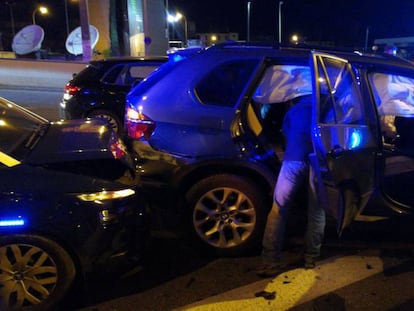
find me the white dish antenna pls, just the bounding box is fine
[12,25,45,55]
[65,25,99,55]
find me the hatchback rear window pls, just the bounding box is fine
[101,65,125,84]
[71,63,104,83]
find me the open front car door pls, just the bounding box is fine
[309,52,377,233]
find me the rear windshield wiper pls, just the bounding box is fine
[25,123,49,149]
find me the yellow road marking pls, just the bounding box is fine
[0,151,20,167]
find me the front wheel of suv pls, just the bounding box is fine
[185,174,269,257]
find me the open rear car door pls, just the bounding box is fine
[309,51,377,233]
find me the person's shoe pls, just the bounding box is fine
[304,256,316,269]
[255,262,287,278]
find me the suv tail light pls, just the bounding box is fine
[64,84,81,95]
[126,106,156,140]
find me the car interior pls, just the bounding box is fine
[370,72,414,206]
[242,64,414,208]
[243,64,313,161]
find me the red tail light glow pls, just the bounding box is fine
[64,84,81,95]
[109,133,127,159]
[126,107,156,140]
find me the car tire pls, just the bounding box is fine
[185,174,269,257]
[88,110,122,135]
[0,234,76,311]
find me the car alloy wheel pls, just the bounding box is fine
[186,174,268,256]
[89,110,121,134]
[0,234,76,311]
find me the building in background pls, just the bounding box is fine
[198,32,238,46]
[373,37,414,61]
[89,0,168,57]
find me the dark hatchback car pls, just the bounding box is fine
[0,97,147,311]
[59,56,167,134]
[125,43,414,256]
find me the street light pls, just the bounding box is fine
[291,34,299,44]
[32,5,48,25]
[168,12,187,47]
[278,1,283,44]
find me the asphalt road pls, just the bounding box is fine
[1,86,414,311]
[74,220,414,311]
[0,86,62,120]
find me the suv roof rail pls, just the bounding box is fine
[208,41,279,50]
[206,41,366,54]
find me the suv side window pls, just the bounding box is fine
[369,72,414,117]
[369,72,414,149]
[317,58,364,125]
[252,65,312,145]
[194,60,258,107]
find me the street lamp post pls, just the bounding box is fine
[278,1,283,44]
[168,12,187,47]
[365,26,370,51]
[5,1,16,37]
[32,6,48,25]
[78,0,92,61]
[247,1,252,42]
[165,0,169,42]
[182,14,188,47]
[64,0,70,38]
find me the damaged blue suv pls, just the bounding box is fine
[125,43,414,256]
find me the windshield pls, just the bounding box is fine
[0,97,49,158]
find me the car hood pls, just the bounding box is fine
[26,118,129,165]
[1,164,131,194]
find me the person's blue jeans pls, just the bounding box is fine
[305,165,326,260]
[262,161,325,263]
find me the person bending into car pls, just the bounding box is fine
[256,94,326,278]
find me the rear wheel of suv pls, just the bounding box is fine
[185,174,268,257]
[88,110,122,134]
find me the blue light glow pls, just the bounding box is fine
[0,219,25,227]
[350,131,361,149]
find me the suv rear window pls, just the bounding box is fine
[128,59,183,96]
[194,60,259,107]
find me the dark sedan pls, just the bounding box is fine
[59,57,167,134]
[0,97,147,310]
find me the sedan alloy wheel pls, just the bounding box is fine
[89,110,122,134]
[0,235,76,311]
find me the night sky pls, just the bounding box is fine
[1,0,413,52]
[169,0,414,47]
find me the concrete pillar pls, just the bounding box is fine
[88,0,111,57]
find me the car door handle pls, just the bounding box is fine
[328,145,345,158]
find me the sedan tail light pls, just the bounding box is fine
[109,132,127,159]
[125,106,156,140]
[64,84,81,95]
